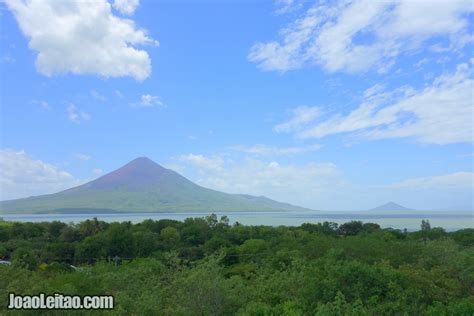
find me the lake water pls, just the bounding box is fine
[1,211,473,231]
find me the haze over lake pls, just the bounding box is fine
[2,211,472,232]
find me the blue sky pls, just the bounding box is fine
[0,0,473,210]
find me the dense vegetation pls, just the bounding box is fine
[0,216,473,315]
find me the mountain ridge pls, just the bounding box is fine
[368,202,414,212]
[0,157,311,214]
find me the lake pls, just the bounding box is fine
[1,211,473,231]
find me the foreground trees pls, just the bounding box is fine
[0,217,473,315]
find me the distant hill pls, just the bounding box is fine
[368,202,414,212]
[0,157,310,214]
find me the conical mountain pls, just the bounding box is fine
[0,157,309,214]
[67,157,193,191]
[368,202,414,212]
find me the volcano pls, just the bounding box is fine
[368,202,414,212]
[0,157,309,214]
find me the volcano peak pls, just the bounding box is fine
[82,157,177,190]
[0,157,309,214]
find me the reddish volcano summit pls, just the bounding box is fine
[81,157,188,190]
[0,157,309,213]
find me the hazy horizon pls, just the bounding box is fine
[1,0,473,211]
[0,156,472,212]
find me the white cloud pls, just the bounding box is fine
[177,154,345,209]
[230,144,321,156]
[274,106,321,133]
[5,0,157,81]
[389,172,473,190]
[90,90,106,102]
[113,0,139,15]
[40,101,51,110]
[131,94,164,108]
[67,104,90,124]
[0,149,82,200]
[173,153,473,210]
[249,0,473,73]
[274,0,301,15]
[383,172,473,210]
[363,84,385,98]
[32,100,51,111]
[277,63,473,145]
[179,154,224,172]
[75,154,91,161]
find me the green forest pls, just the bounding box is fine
[0,216,473,315]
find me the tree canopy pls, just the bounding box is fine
[0,216,473,315]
